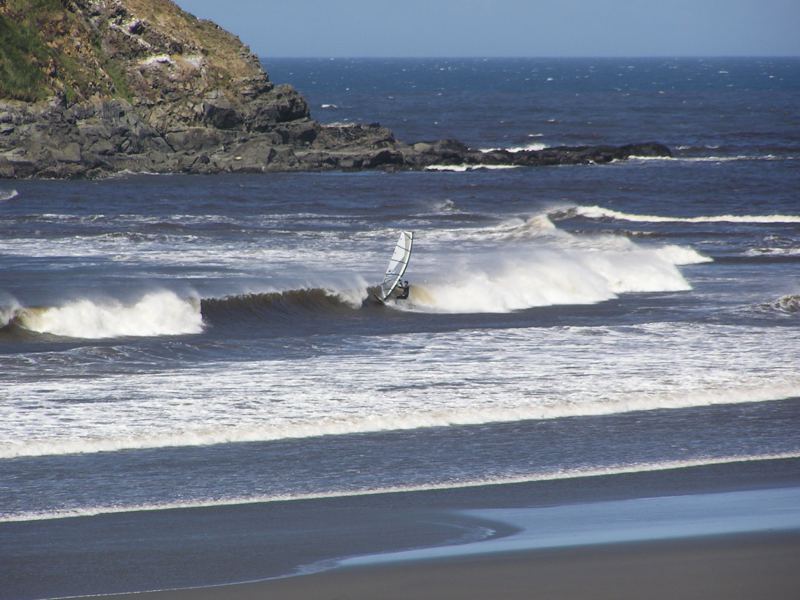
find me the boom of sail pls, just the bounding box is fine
[378,231,414,301]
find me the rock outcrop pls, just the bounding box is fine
[0,0,671,179]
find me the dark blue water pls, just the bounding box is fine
[268,57,800,153]
[1,58,799,526]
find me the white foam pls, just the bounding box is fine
[769,294,800,313]
[374,208,704,314]
[0,189,18,201]
[628,154,790,163]
[406,243,690,314]
[745,247,800,257]
[0,295,21,327]
[479,142,548,153]
[573,205,800,224]
[425,164,519,172]
[456,214,558,241]
[17,291,203,338]
[3,323,798,459]
[655,244,713,265]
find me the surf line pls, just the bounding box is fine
[4,452,798,524]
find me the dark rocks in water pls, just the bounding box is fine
[0,95,672,178]
[472,142,672,167]
[0,0,672,179]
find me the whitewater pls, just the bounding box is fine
[1,57,799,527]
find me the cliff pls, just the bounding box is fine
[0,0,670,178]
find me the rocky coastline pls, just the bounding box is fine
[0,0,671,179]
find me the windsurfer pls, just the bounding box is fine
[396,280,410,300]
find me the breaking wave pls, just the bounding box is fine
[0,189,18,202]
[627,154,794,163]
[6,291,203,339]
[761,294,800,315]
[2,288,368,339]
[0,211,709,331]
[425,164,519,172]
[0,297,22,329]
[745,247,800,258]
[201,288,365,323]
[407,250,690,313]
[654,245,713,265]
[402,212,703,313]
[479,142,549,153]
[564,205,800,224]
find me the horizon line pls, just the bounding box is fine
[261,54,800,60]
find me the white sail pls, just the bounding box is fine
[379,231,414,301]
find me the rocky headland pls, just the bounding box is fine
[0,0,671,179]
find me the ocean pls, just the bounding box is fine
[1,57,799,597]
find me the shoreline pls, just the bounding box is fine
[3,457,800,600]
[4,452,798,524]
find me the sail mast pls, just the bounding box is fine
[379,231,414,301]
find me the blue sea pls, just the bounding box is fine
[1,57,799,597]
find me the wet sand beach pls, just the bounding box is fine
[3,458,800,599]
[105,531,800,600]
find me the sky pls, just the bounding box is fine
[174,0,800,58]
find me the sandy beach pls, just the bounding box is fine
[104,532,800,600]
[4,458,800,599]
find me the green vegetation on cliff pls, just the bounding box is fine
[0,16,45,101]
[0,1,58,101]
[0,0,123,102]
[0,0,268,106]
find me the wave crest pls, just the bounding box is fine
[13,291,203,339]
[406,245,690,314]
[0,189,18,202]
[566,205,800,224]
[765,294,800,314]
[201,288,364,323]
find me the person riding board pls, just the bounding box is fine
[396,280,410,300]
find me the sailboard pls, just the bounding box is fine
[377,231,414,302]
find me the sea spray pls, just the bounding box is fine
[655,245,713,265]
[407,245,690,314]
[0,296,21,328]
[0,189,19,202]
[479,142,549,153]
[17,290,203,338]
